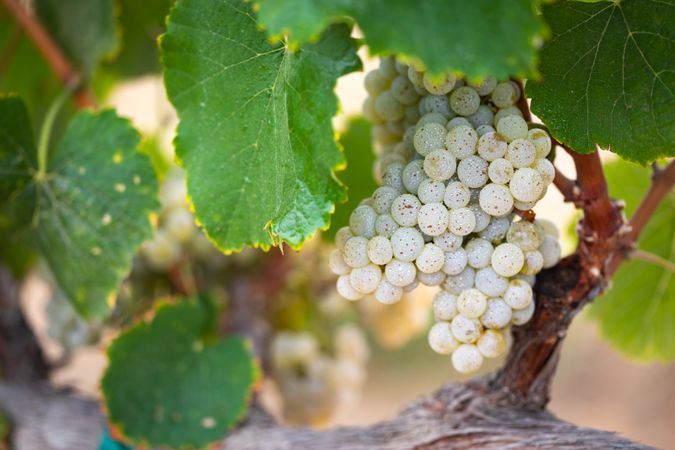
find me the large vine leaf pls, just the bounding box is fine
[527,0,675,163]
[102,300,258,448]
[0,96,158,318]
[589,160,674,360]
[161,0,360,251]
[34,110,158,317]
[35,0,117,75]
[255,0,545,80]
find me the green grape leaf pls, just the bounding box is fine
[0,96,158,318]
[102,300,258,448]
[33,110,158,317]
[255,0,545,80]
[102,0,174,78]
[35,0,117,75]
[161,0,360,251]
[527,0,675,163]
[589,159,675,360]
[323,117,376,242]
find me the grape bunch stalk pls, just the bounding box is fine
[329,57,562,374]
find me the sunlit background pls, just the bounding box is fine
[20,48,675,449]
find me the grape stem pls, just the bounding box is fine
[514,208,535,222]
[608,158,675,276]
[0,0,95,108]
[494,143,675,406]
[0,22,21,78]
[631,249,675,274]
[552,166,579,204]
[513,79,531,121]
[36,84,75,180]
[624,160,675,248]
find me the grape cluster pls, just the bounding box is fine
[270,324,369,427]
[329,57,562,373]
[139,169,213,270]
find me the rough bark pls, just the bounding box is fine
[224,380,654,450]
[0,383,101,450]
[0,380,654,450]
[0,266,49,382]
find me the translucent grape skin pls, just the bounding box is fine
[451,314,482,343]
[496,115,528,142]
[375,91,404,121]
[491,243,525,277]
[457,156,489,189]
[385,259,417,287]
[418,203,450,236]
[417,270,446,286]
[474,267,508,297]
[433,290,458,320]
[414,122,447,156]
[503,279,533,310]
[465,238,494,269]
[350,264,382,294]
[374,279,403,304]
[416,243,445,274]
[457,288,488,318]
[424,150,457,181]
[390,227,425,262]
[479,183,514,217]
[329,249,350,275]
[477,329,506,358]
[423,72,456,95]
[371,186,400,214]
[452,344,483,373]
[402,160,427,194]
[480,298,512,329]
[428,322,459,354]
[444,181,471,209]
[491,82,518,109]
[449,207,476,236]
[446,125,478,159]
[337,275,363,301]
[510,168,544,203]
[418,179,446,204]
[367,236,394,265]
[443,248,468,275]
[450,86,480,116]
[343,237,369,268]
[391,194,421,227]
[349,205,377,238]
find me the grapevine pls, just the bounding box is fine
[0,0,673,448]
